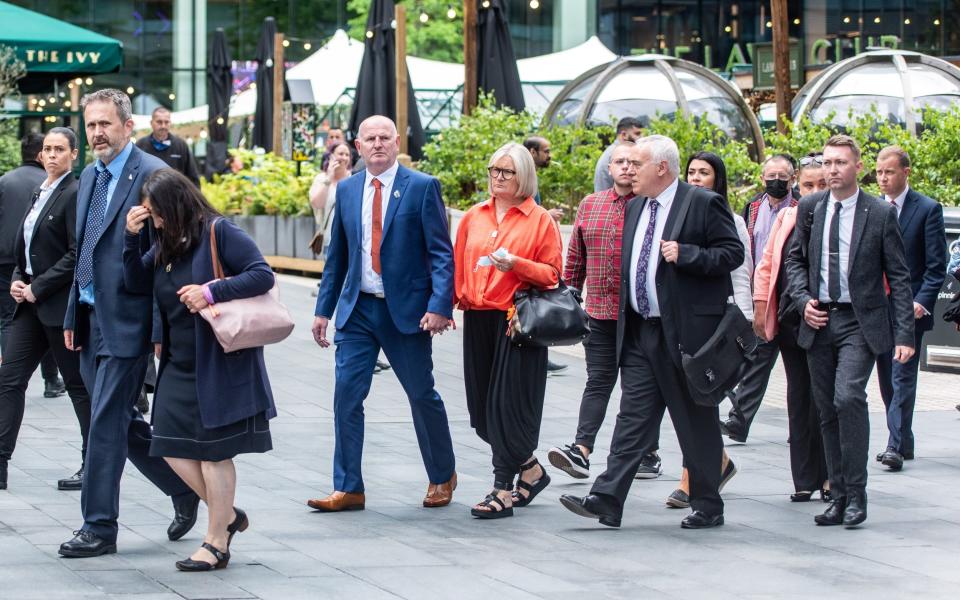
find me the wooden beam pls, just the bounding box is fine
[272,32,285,154]
[770,0,792,134]
[463,0,478,115]
[264,255,325,274]
[395,3,409,155]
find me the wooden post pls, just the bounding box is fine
[770,0,792,134]
[463,0,478,115]
[395,3,409,156]
[272,32,285,154]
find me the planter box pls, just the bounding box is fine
[275,216,296,257]
[232,215,277,256]
[292,216,319,259]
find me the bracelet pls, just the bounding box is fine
[202,285,216,305]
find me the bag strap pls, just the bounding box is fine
[209,218,226,280]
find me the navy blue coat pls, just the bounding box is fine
[895,188,947,333]
[122,218,278,429]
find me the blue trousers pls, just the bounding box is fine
[875,327,925,455]
[332,293,455,492]
[78,308,190,543]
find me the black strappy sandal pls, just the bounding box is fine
[512,459,551,508]
[470,492,514,519]
[175,542,230,571]
[227,507,249,548]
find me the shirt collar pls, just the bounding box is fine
[96,141,134,180]
[40,171,70,193]
[652,177,679,210]
[605,186,635,201]
[885,186,910,208]
[829,187,859,206]
[364,161,400,190]
[764,191,794,210]
[483,195,537,216]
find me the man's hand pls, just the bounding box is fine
[126,206,150,235]
[64,329,80,351]
[660,240,679,263]
[803,299,829,329]
[177,285,209,313]
[22,284,36,303]
[913,302,926,319]
[420,312,451,336]
[312,316,330,348]
[9,280,26,303]
[753,301,768,340]
[547,207,564,222]
[894,345,915,364]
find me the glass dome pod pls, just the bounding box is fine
[544,54,765,160]
[792,50,960,136]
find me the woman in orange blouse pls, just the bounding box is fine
[454,142,563,519]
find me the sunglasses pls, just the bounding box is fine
[799,155,823,167]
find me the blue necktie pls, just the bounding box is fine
[76,169,112,289]
[635,199,660,318]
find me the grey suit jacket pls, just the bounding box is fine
[785,189,914,354]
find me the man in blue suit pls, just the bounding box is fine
[874,146,946,471]
[58,90,198,558]
[308,115,456,512]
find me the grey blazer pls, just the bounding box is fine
[784,189,914,354]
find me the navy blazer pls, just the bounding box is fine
[64,145,167,357]
[315,165,454,334]
[895,188,947,332]
[122,218,278,429]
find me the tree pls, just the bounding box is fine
[0,44,25,105]
[347,0,463,62]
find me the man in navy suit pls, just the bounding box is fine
[58,90,198,558]
[874,146,946,471]
[308,115,456,512]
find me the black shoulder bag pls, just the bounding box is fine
[510,279,590,347]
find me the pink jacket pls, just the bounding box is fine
[752,207,797,341]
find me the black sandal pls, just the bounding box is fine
[175,542,230,571]
[227,507,249,548]
[512,459,551,508]
[470,492,514,519]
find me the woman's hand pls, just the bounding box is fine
[177,284,209,313]
[126,206,150,235]
[488,252,516,273]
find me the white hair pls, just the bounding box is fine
[487,142,538,200]
[636,134,680,178]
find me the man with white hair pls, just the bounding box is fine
[560,135,743,529]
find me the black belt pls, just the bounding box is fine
[819,302,852,311]
[359,291,385,299]
[626,309,661,325]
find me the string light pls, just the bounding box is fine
[843,16,851,24]
[447,5,456,19]
[874,16,881,23]
[482,1,490,8]
[793,18,800,25]
[169,93,176,100]
[419,11,429,23]
[904,18,911,25]
[74,77,83,85]
[724,25,731,32]
[530,0,540,9]
[766,21,772,28]
[84,77,93,85]
[366,30,374,38]
[282,39,290,47]
[303,42,312,50]
[216,117,225,125]
[126,86,135,94]
[935,19,941,26]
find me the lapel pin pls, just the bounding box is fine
[48,215,54,220]
[128,173,134,180]
[393,190,400,198]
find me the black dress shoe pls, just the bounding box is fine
[880,449,904,471]
[44,378,66,398]
[814,497,847,526]
[559,493,621,527]
[719,420,747,443]
[57,465,84,490]
[903,450,914,460]
[167,492,201,541]
[843,491,867,528]
[58,530,116,557]
[681,510,724,529]
[0,459,7,490]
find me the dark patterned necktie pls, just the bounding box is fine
[75,169,112,289]
[828,201,842,302]
[635,199,660,318]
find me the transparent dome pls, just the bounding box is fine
[544,55,764,159]
[793,50,960,135]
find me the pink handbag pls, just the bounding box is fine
[198,220,295,352]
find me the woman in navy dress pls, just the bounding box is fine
[123,169,276,571]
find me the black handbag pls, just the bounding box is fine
[942,276,960,325]
[681,303,759,407]
[510,280,590,347]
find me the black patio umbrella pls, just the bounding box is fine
[347,0,425,160]
[477,0,525,111]
[252,17,277,151]
[206,28,232,179]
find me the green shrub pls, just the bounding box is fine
[202,149,316,216]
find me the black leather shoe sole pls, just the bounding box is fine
[881,454,904,471]
[57,479,82,491]
[720,421,747,443]
[681,514,724,529]
[59,543,117,558]
[814,514,844,526]
[559,496,621,527]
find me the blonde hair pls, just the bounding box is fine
[487,142,538,200]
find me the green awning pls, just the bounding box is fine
[0,0,122,75]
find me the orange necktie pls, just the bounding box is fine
[372,178,382,274]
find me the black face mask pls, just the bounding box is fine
[764,178,789,199]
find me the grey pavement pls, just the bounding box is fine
[1,273,959,599]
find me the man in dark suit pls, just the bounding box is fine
[58,89,198,558]
[873,146,946,471]
[0,133,65,399]
[308,115,457,512]
[135,107,200,187]
[785,134,915,529]
[560,135,743,529]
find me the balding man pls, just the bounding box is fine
[135,107,200,187]
[308,116,457,512]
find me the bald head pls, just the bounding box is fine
[355,115,400,175]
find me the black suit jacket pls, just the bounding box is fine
[785,189,914,354]
[616,180,744,368]
[12,174,78,328]
[0,162,46,266]
[894,188,946,333]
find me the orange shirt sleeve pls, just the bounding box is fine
[513,213,562,288]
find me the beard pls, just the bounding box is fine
[92,138,121,162]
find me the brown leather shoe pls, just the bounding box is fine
[307,491,365,512]
[423,472,457,508]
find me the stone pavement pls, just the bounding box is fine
[2,274,959,600]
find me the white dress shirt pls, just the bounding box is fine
[884,185,909,218]
[818,188,859,303]
[360,161,399,295]
[629,177,679,316]
[23,172,70,276]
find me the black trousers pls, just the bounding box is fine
[574,317,620,451]
[875,327,925,456]
[0,265,58,381]
[592,311,724,516]
[806,306,875,499]
[463,309,547,490]
[0,303,90,461]
[725,338,781,434]
[779,331,827,493]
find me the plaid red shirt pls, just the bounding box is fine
[563,188,636,320]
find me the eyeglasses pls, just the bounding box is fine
[611,159,644,168]
[799,155,823,167]
[487,167,517,180]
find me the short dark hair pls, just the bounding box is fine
[80,88,132,122]
[685,151,729,204]
[151,106,171,118]
[616,117,644,134]
[877,145,910,169]
[46,127,78,151]
[21,132,45,163]
[824,134,861,161]
[762,153,796,176]
[523,136,547,152]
